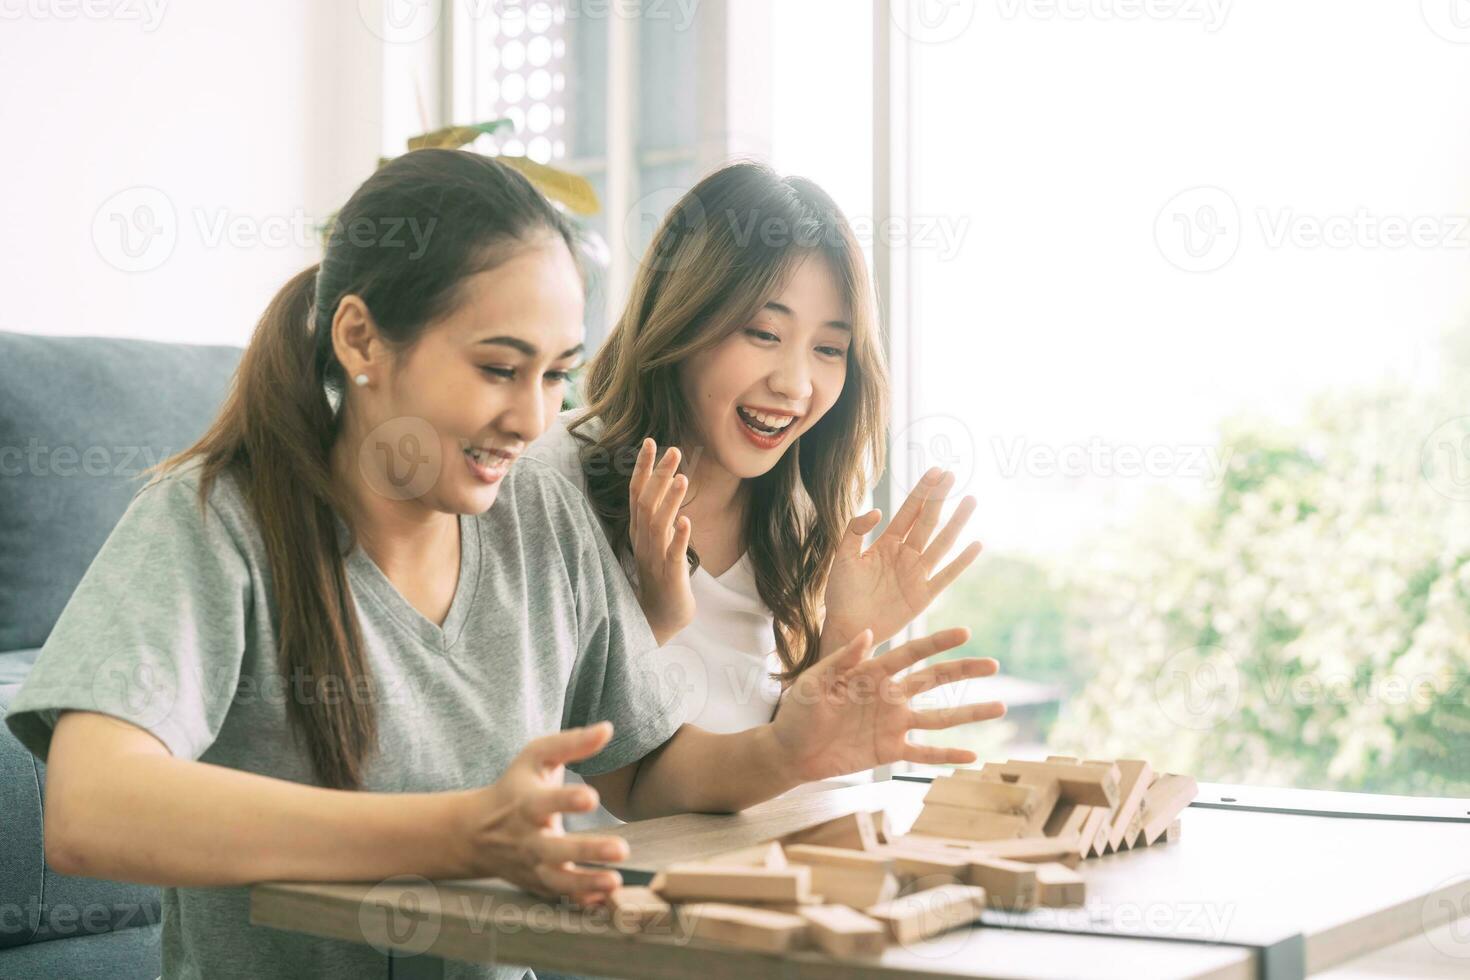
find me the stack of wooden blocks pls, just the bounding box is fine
[606,757,1198,958]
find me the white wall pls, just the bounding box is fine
[0,0,392,346]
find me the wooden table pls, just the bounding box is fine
[249,779,1469,980]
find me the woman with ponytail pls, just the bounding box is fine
[5,149,1004,980]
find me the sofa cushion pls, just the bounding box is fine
[0,683,45,949]
[0,682,164,952]
[0,332,242,652]
[0,651,41,688]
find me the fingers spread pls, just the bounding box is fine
[877,469,944,545]
[836,509,882,561]
[873,627,972,675]
[519,784,600,823]
[905,471,956,554]
[524,722,614,771]
[534,832,630,867]
[929,540,984,594]
[921,495,977,573]
[903,656,999,698]
[909,699,1007,731]
[823,628,873,674]
[537,862,623,898]
[900,741,980,766]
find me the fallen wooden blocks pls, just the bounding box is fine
[608,759,1197,959]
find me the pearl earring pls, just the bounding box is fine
[354,374,369,387]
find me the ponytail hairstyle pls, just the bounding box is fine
[160,149,579,789]
[575,162,888,681]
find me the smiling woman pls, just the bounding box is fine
[4,149,1006,980]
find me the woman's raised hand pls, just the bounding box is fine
[452,723,630,906]
[820,468,983,656]
[627,438,696,645]
[769,628,1006,783]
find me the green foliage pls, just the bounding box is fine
[933,328,1470,796]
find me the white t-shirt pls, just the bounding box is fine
[525,410,784,736]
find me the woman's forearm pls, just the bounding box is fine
[45,712,473,888]
[618,723,801,818]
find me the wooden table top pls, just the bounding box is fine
[249,778,1468,980]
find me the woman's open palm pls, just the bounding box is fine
[821,469,982,656]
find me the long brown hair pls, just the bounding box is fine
[159,149,579,789]
[575,162,888,680]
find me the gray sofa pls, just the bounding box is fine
[0,330,242,979]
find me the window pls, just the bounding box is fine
[894,2,1470,797]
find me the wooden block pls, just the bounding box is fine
[866,884,988,946]
[869,844,968,884]
[658,864,812,904]
[898,834,1083,869]
[1165,818,1182,843]
[799,904,888,958]
[1034,862,1086,907]
[1045,755,1080,764]
[677,903,808,953]
[782,811,878,851]
[1138,774,1198,844]
[1080,807,1112,859]
[607,886,672,934]
[870,810,896,845]
[911,803,1028,842]
[981,760,1121,808]
[1044,802,1090,838]
[1092,759,1153,852]
[703,841,787,869]
[965,856,1038,910]
[785,844,892,871]
[790,862,899,908]
[924,776,1059,825]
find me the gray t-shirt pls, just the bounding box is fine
[4,455,684,980]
